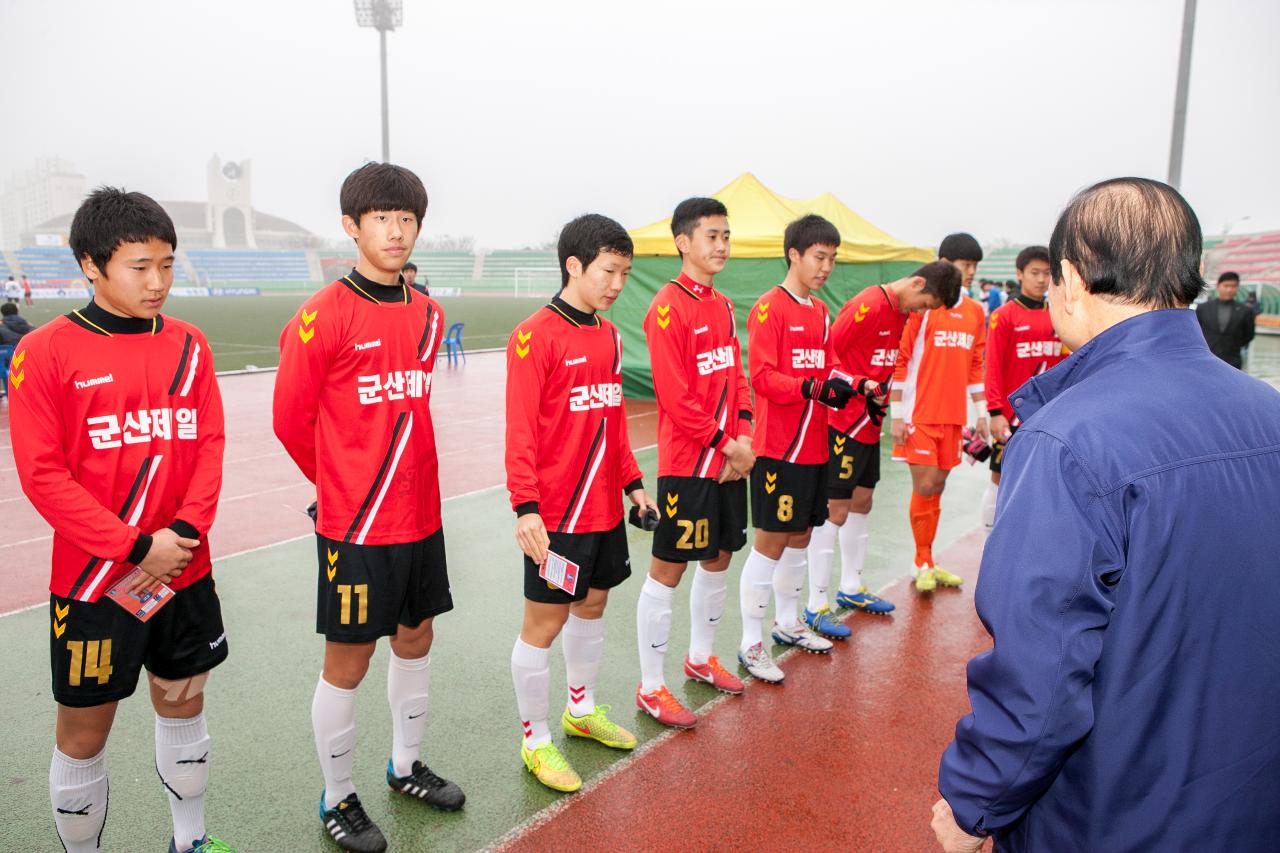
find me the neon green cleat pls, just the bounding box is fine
[521,741,582,793]
[561,704,637,750]
[933,566,964,587]
[914,566,937,592]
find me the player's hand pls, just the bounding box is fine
[891,417,908,444]
[134,528,198,592]
[974,416,990,442]
[989,415,1010,442]
[719,436,755,481]
[515,513,550,565]
[628,488,660,520]
[803,376,856,410]
[931,799,986,853]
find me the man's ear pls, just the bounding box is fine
[79,255,102,283]
[342,214,361,240]
[1058,260,1085,313]
[673,232,691,256]
[565,255,583,280]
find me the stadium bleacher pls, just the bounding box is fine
[14,246,83,282]
[185,249,310,283]
[1207,231,1280,313]
[976,247,1019,283]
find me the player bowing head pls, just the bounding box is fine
[72,187,177,320]
[506,213,657,793]
[340,161,428,284]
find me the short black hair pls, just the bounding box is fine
[1016,245,1050,271]
[912,260,963,307]
[1,303,17,316]
[402,261,418,273]
[69,186,177,275]
[340,162,428,224]
[558,214,633,287]
[1217,271,1240,284]
[671,197,728,243]
[783,214,841,267]
[1049,177,1204,309]
[938,233,983,263]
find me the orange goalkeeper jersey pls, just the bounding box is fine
[892,295,986,426]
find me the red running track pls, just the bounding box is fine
[0,352,657,613]
[499,530,992,853]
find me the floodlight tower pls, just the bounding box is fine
[1167,0,1197,189]
[353,0,403,162]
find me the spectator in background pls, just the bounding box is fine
[1196,271,1254,369]
[22,275,33,306]
[403,261,429,296]
[0,302,34,343]
[4,275,18,303]
[981,278,1004,314]
[1005,278,1020,299]
[1244,290,1262,316]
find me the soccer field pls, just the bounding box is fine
[17,295,547,372]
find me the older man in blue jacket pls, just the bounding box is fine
[933,178,1280,852]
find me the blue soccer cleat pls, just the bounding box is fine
[836,587,896,614]
[803,606,852,639]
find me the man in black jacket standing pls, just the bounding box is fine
[1196,271,1255,368]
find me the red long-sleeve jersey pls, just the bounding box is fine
[829,284,909,443]
[892,295,986,426]
[273,272,444,546]
[747,285,834,464]
[645,273,753,479]
[505,299,643,534]
[984,297,1065,422]
[8,306,225,602]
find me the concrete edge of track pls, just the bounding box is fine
[212,346,506,378]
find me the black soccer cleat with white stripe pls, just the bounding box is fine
[319,792,386,852]
[386,759,466,810]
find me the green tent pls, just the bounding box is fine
[615,173,935,399]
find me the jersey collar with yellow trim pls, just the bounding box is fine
[66,299,163,336]
[341,268,409,304]
[545,295,600,328]
[674,271,713,300]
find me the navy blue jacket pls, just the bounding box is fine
[939,308,1280,851]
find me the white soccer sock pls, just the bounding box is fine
[838,512,870,595]
[636,576,675,693]
[50,747,107,853]
[155,713,210,849]
[739,548,778,651]
[981,481,999,534]
[688,564,728,665]
[773,547,807,630]
[807,521,838,612]
[563,613,604,716]
[387,651,430,777]
[511,638,552,747]
[312,676,358,809]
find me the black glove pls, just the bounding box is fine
[865,395,888,427]
[803,376,856,410]
[306,501,318,525]
[629,505,660,532]
[859,378,890,426]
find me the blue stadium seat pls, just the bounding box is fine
[439,322,465,365]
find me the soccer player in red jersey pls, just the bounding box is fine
[506,214,659,793]
[890,233,989,592]
[274,163,461,853]
[981,245,1065,534]
[739,214,876,682]
[9,188,232,853]
[805,261,962,633]
[634,197,754,727]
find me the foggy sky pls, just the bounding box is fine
[3,0,1278,249]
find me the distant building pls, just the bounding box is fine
[0,158,87,248]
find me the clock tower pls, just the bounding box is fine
[207,155,256,249]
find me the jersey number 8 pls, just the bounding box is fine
[777,495,794,523]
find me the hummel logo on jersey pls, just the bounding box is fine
[694,325,708,335]
[515,328,533,359]
[74,373,114,390]
[353,339,382,351]
[696,345,736,376]
[1014,325,1031,332]
[854,303,871,323]
[791,348,825,370]
[568,382,622,412]
[564,356,587,366]
[656,304,672,330]
[949,312,963,319]
[933,330,975,349]
[870,348,897,367]
[208,632,227,650]
[1015,340,1062,359]
[878,329,891,336]
[789,325,805,332]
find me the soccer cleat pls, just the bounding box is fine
[170,838,236,853]
[684,655,745,694]
[387,759,466,811]
[521,741,582,793]
[562,704,637,748]
[635,685,698,727]
[803,605,852,639]
[933,566,964,587]
[738,642,785,683]
[914,565,937,592]
[836,587,896,615]
[319,792,387,853]
[771,622,834,654]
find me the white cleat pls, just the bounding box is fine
[770,622,834,654]
[737,642,785,683]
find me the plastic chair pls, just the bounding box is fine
[0,345,13,396]
[439,322,466,365]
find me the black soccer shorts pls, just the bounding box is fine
[750,456,828,533]
[651,476,749,562]
[825,428,881,498]
[990,423,1020,474]
[50,573,229,708]
[316,529,453,643]
[523,521,631,605]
